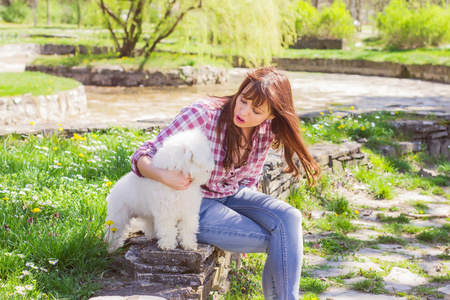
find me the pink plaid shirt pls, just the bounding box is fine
[131,97,274,199]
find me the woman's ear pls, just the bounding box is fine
[268,114,275,120]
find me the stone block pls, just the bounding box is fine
[378,145,396,157]
[427,139,441,157]
[440,138,449,158]
[396,142,414,155]
[331,159,344,173]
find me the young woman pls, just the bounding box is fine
[131,67,321,300]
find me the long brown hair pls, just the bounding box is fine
[216,67,321,186]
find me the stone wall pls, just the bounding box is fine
[387,119,450,159]
[25,65,228,87]
[0,85,87,125]
[272,57,450,84]
[260,141,369,200]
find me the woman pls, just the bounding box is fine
[131,67,321,300]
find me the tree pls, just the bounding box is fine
[98,0,202,60]
[98,0,296,68]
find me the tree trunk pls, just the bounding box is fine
[46,0,50,25]
[77,0,81,28]
[312,0,319,8]
[355,0,361,31]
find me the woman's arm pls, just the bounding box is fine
[136,155,192,190]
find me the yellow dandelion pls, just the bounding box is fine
[52,147,58,150]
[56,162,62,166]
[31,208,41,213]
[70,137,74,140]
[395,111,398,114]
[319,125,322,129]
[105,220,114,226]
[329,110,333,114]
[301,128,306,131]
[355,210,359,215]
[337,116,341,119]
[2,197,8,201]
[334,213,338,216]
[111,227,117,232]
[78,153,84,157]
[58,127,63,132]
[351,106,354,110]
[92,134,98,138]
[58,123,62,127]
[361,126,366,131]
[106,181,113,187]
[320,112,324,115]
[376,138,380,141]
[30,122,35,125]
[419,211,424,214]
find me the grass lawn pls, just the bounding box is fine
[280,48,450,67]
[0,72,81,97]
[29,51,232,71]
[1,112,448,299]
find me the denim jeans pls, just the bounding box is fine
[197,186,303,300]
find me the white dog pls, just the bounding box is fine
[105,128,214,253]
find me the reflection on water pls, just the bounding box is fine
[71,68,450,123]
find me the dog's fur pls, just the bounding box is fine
[105,128,214,253]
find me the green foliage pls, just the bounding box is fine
[378,213,410,224]
[351,278,387,294]
[0,128,154,298]
[179,0,296,67]
[376,0,450,49]
[0,72,81,97]
[417,227,450,243]
[376,235,407,246]
[299,277,330,294]
[0,0,31,23]
[226,253,265,299]
[294,0,355,39]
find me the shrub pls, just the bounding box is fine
[0,0,31,23]
[294,0,355,40]
[376,0,450,49]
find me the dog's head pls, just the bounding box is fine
[153,128,215,185]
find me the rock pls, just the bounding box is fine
[384,267,428,292]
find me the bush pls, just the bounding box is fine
[376,0,450,49]
[295,0,355,40]
[0,0,31,23]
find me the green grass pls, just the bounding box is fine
[281,48,450,66]
[30,51,232,71]
[0,128,155,299]
[0,72,81,97]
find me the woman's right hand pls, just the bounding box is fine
[136,155,191,190]
[160,169,192,190]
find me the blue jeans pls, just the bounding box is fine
[197,186,303,300]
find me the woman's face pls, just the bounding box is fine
[233,93,274,134]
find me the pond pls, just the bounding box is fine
[70,68,450,123]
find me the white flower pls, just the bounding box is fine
[32,196,38,201]
[49,259,58,265]
[5,252,12,256]
[17,254,24,258]
[39,267,48,272]
[25,284,33,291]
[22,270,31,276]
[25,262,35,268]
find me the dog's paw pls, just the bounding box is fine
[157,240,177,251]
[180,241,198,251]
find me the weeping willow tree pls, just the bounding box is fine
[97,0,296,68]
[177,0,297,67]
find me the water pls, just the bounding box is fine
[77,68,450,124]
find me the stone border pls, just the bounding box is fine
[0,85,87,126]
[272,57,450,84]
[25,64,228,87]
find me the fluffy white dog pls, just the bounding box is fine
[105,128,214,253]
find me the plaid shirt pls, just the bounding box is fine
[131,97,274,199]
